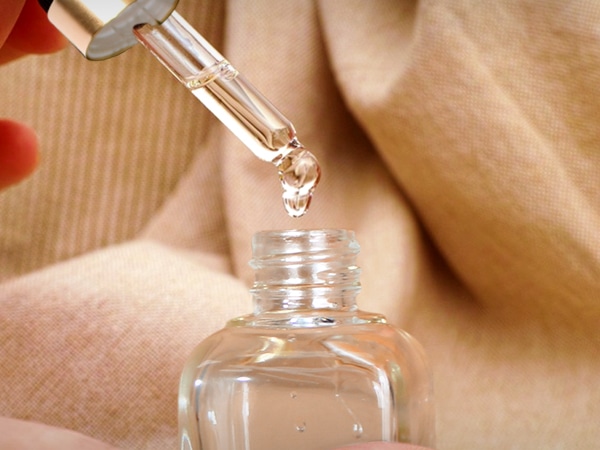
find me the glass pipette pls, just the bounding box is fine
[37,1,320,217]
[133,13,320,218]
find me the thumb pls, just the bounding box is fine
[6,0,67,55]
[0,119,39,189]
[335,444,433,450]
[0,0,26,46]
[0,416,120,450]
[0,0,67,64]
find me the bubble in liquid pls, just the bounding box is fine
[290,391,297,399]
[353,423,363,438]
[287,334,296,343]
[296,422,307,432]
[277,146,321,218]
[185,60,238,89]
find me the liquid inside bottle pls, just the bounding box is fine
[178,229,435,450]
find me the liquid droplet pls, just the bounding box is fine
[282,192,312,218]
[277,144,321,218]
[296,422,306,432]
[353,423,363,438]
[290,391,297,399]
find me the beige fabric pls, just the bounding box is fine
[2,0,600,448]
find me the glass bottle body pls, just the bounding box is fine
[179,230,434,450]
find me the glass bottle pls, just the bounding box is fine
[179,229,435,450]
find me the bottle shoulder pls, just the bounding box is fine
[189,309,428,370]
[225,308,387,329]
[180,311,435,449]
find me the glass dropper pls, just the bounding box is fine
[133,12,321,217]
[37,0,320,218]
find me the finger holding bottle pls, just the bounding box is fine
[334,443,433,450]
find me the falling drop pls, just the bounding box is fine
[277,144,321,218]
[282,191,312,218]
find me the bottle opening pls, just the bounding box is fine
[250,229,362,312]
[251,229,359,260]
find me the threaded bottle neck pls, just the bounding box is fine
[250,229,361,314]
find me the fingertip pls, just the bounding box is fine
[0,120,39,189]
[0,417,121,450]
[7,0,68,55]
[335,444,432,450]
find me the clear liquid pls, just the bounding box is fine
[189,65,320,218]
[194,364,382,450]
[181,325,404,450]
[276,141,321,218]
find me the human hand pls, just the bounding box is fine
[0,417,120,450]
[335,443,432,450]
[1,418,428,450]
[0,0,66,189]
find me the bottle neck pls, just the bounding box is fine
[250,229,361,315]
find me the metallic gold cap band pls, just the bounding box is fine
[47,0,179,60]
